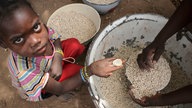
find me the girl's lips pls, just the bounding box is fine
[35,45,46,55]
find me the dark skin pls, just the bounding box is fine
[0,5,125,96]
[129,0,192,106]
[129,85,192,106]
[0,7,52,57]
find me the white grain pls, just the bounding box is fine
[95,45,190,108]
[48,11,96,43]
[126,49,171,99]
[87,0,117,4]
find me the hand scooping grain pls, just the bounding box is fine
[125,49,171,100]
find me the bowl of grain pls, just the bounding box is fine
[82,0,121,14]
[86,14,192,108]
[47,3,101,44]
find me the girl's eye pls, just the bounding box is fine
[14,37,24,44]
[33,23,41,32]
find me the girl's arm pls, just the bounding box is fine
[50,38,63,80]
[44,72,82,95]
[44,58,125,95]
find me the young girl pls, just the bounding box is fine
[0,0,124,101]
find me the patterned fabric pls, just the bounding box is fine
[7,28,60,101]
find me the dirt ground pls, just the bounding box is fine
[0,0,176,108]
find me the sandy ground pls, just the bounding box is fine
[0,0,176,108]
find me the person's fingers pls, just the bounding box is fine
[114,64,124,68]
[137,54,150,71]
[128,90,145,105]
[145,58,154,69]
[128,85,134,90]
[129,90,149,107]
[121,59,127,65]
[137,47,157,71]
[108,73,113,76]
[137,54,145,70]
[128,89,148,106]
[104,75,110,78]
[104,58,117,66]
[140,97,149,106]
[142,64,151,71]
[107,65,123,72]
[153,47,164,62]
[106,57,116,62]
[128,89,135,98]
[108,58,125,63]
[145,49,155,68]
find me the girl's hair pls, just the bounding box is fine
[0,0,34,42]
[0,0,33,25]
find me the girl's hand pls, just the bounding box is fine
[88,58,125,77]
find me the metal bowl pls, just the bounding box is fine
[82,0,121,14]
[47,3,101,44]
[86,14,192,108]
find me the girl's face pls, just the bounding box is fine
[0,6,51,57]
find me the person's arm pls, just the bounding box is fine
[160,85,192,105]
[44,58,125,95]
[50,38,63,80]
[44,71,83,95]
[137,0,192,70]
[153,0,192,44]
[129,85,192,106]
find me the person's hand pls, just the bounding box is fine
[88,58,125,77]
[137,42,165,70]
[128,87,163,107]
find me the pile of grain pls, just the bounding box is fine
[125,48,171,99]
[95,45,191,108]
[87,0,117,4]
[47,11,96,43]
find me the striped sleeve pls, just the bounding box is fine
[7,53,50,101]
[7,54,22,89]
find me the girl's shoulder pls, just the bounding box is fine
[10,52,47,70]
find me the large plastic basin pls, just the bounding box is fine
[86,14,192,108]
